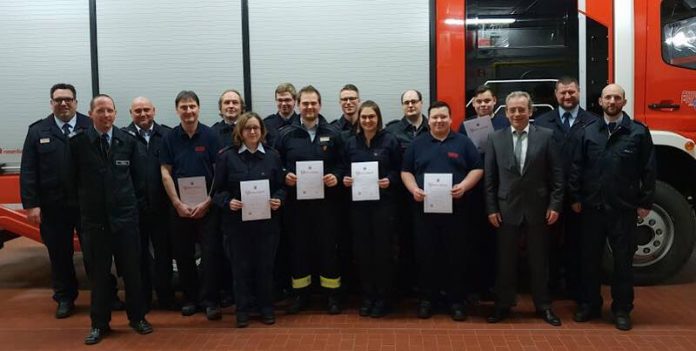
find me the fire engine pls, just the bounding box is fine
[1,0,695,284]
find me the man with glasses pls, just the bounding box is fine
[265,83,299,146]
[331,84,361,133]
[385,89,429,298]
[20,83,92,319]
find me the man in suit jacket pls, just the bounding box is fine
[69,94,152,344]
[484,91,564,326]
[534,77,599,300]
[123,97,175,310]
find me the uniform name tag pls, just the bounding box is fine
[40,138,50,144]
[320,136,330,143]
[195,146,206,152]
[115,160,130,166]
[447,152,459,159]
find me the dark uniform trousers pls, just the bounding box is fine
[81,223,145,329]
[223,217,280,313]
[413,204,468,304]
[464,181,497,298]
[580,207,637,313]
[351,200,397,299]
[548,203,582,298]
[138,208,174,305]
[169,208,223,308]
[288,198,341,292]
[495,221,552,310]
[39,205,82,302]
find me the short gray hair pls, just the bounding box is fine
[505,91,533,111]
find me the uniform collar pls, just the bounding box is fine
[239,142,265,154]
[54,114,77,130]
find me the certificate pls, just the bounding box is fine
[177,176,208,207]
[351,161,380,201]
[296,160,324,200]
[240,179,271,222]
[424,173,452,214]
[462,116,494,152]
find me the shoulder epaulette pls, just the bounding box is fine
[385,119,401,127]
[218,145,234,155]
[29,119,43,127]
[123,128,137,137]
[160,124,172,130]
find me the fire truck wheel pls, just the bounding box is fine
[602,181,696,285]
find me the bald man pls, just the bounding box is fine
[123,97,175,311]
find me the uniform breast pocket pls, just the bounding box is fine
[37,141,57,154]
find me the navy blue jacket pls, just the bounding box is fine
[20,113,91,208]
[274,116,346,199]
[569,113,656,211]
[123,122,172,213]
[385,115,429,155]
[211,120,235,148]
[343,129,402,200]
[264,112,298,147]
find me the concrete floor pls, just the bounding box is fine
[1,237,696,350]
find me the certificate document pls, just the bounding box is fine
[351,161,380,201]
[462,116,494,152]
[296,160,324,200]
[177,176,208,207]
[240,179,271,222]
[424,173,453,214]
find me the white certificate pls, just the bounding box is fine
[351,161,380,201]
[240,179,271,222]
[177,176,208,207]
[462,116,494,152]
[424,173,453,214]
[296,160,324,200]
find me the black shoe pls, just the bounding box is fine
[236,312,249,328]
[417,300,432,319]
[450,304,468,322]
[286,295,308,315]
[614,312,632,331]
[537,309,562,326]
[84,327,110,345]
[359,299,373,317]
[111,297,126,311]
[55,301,75,319]
[261,310,276,325]
[370,300,388,318]
[181,303,198,316]
[206,305,222,321]
[327,296,341,315]
[573,306,601,322]
[487,308,510,323]
[129,319,153,334]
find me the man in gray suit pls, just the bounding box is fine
[484,91,564,326]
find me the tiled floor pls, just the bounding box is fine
[1,237,696,350]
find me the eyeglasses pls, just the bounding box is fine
[402,99,420,106]
[243,126,261,132]
[340,97,358,102]
[52,97,75,104]
[276,98,294,103]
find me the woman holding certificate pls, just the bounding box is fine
[212,112,285,328]
[342,100,402,317]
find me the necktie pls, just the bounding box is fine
[139,128,149,138]
[608,122,617,133]
[514,130,526,171]
[562,112,572,132]
[62,124,71,136]
[101,133,110,158]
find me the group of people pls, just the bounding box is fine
[19,77,655,344]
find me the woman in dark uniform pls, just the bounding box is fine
[342,101,401,317]
[213,112,285,327]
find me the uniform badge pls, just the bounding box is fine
[40,138,50,144]
[115,160,130,166]
[447,152,459,159]
[320,136,330,142]
[195,146,206,152]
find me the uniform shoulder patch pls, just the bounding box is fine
[123,128,137,137]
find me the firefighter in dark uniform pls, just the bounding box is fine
[20,83,121,319]
[264,82,299,147]
[401,100,483,321]
[209,89,247,309]
[457,85,509,303]
[342,100,401,317]
[160,91,222,319]
[569,84,656,331]
[20,83,91,318]
[68,94,152,345]
[275,85,345,314]
[534,77,599,300]
[123,97,175,310]
[213,112,286,328]
[384,89,429,297]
